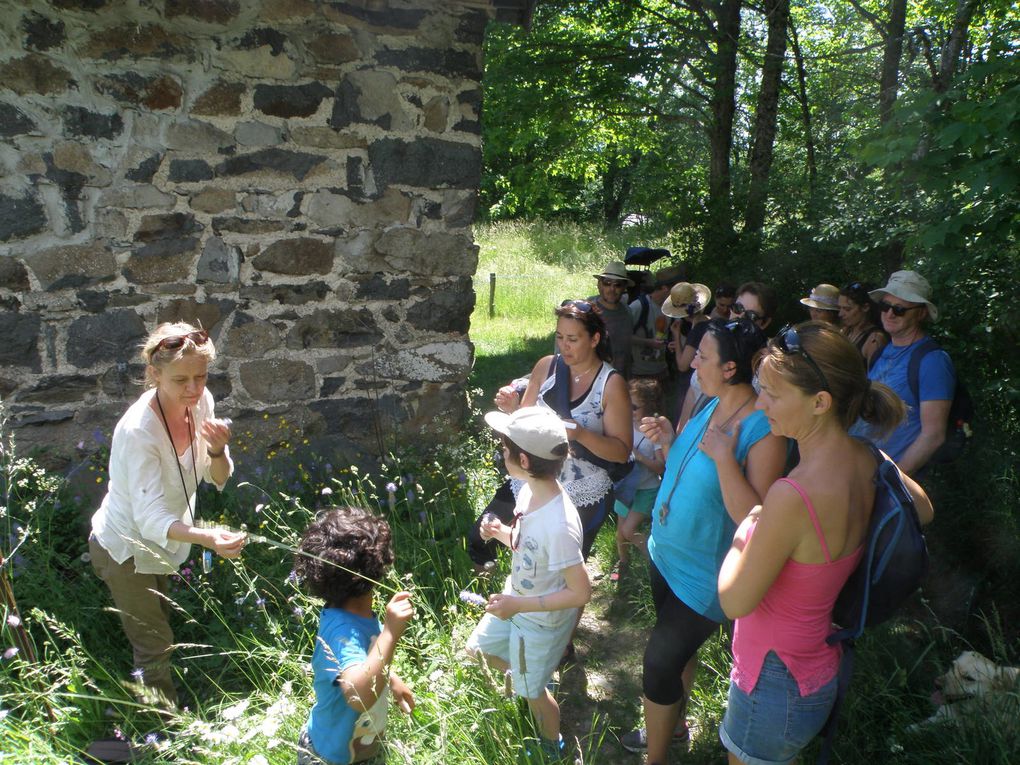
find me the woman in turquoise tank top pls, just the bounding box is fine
[621,319,787,764]
[718,322,932,765]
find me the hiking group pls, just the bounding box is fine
[86,260,954,765]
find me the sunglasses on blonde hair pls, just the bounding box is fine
[152,330,210,355]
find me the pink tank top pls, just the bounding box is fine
[731,478,864,696]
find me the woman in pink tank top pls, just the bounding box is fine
[717,322,933,765]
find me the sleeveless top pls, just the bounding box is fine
[731,478,864,696]
[510,361,615,508]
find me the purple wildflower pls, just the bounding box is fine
[2,647,18,661]
[405,489,416,502]
[131,667,144,681]
[385,482,397,494]
[7,614,22,629]
[458,470,467,485]
[293,606,304,618]
[458,590,487,608]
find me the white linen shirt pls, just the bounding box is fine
[91,387,232,574]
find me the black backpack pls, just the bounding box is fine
[905,337,974,464]
[815,440,930,764]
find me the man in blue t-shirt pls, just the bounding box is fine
[861,270,955,475]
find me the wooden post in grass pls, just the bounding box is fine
[489,272,496,318]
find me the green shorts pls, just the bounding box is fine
[614,487,658,519]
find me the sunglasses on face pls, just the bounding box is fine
[560,299,594,313]
[878,301,923,317]
[153,330,210,354]
[731,302,762,324]
[599,279,627,289]
[774,325,830,392]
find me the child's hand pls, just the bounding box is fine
[479,512,505,541]
[383,591,414,638]
[485,593,520,620]
[390,675,415,715]
[494,385,521,413]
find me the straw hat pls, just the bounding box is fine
[661,282,712,318]
[799,283,840,311]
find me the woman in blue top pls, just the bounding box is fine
[622,319,787,764]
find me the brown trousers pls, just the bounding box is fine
[89,536,178,707]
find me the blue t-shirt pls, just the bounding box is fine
[860,337,955,461]
[648,399,772,622]
[306,608,387,765]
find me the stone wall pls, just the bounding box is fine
[0,0,529,467]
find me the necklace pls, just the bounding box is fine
[572,362,600,384]
[716,392,755,434]
[657,393,754,526]
[154,391,198,521]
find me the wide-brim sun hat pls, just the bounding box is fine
[592,260,634,286]
[661,282,712,318]
[869,270,938,321]
[484,406,568,460]
[799,283,840,311]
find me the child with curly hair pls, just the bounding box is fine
[295,507,414,765]
[466,407,592,761]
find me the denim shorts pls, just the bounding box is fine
[719,652,838,765]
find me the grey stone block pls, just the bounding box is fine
[66,310,146,368]
[0,312,41,371]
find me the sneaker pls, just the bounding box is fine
[620,724,689,753]
[525,735,567,762]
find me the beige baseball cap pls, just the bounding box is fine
[484,406,568,459]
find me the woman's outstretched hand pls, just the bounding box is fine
[639,415,675,449]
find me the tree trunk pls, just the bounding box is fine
[878,0,907,124]
[706,0,743,256]
[744,0,791,242]
[935,0,981,92]
[789,21,817,211]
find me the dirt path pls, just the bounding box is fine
[557,562,652,765]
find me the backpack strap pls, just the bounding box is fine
[551,354,573,420]
[632,293,651,335]
[777,477,832,563]
[906,336,940,405]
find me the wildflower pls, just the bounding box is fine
[418,511,427,523]
[2,647,18,661]
[406,489,416,502]
[222,698,250,720]
[249,755,270,765]
[76,440,85,450]
[286,570,298,585]
[292,606,304,618]
[255,503,265,514]
[144,733,160,746]
[6,614,21,629]
[459,590,487,608]
[385,482,397,493]
[80,552,91,564]
[113,727,126,741]
[321,486,333,497]
[255,597,266,608]
[131,667,144,681]
[458,469,467,485]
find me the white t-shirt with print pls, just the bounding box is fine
[505,484,584,629]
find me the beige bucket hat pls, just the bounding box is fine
[661,282,712,318]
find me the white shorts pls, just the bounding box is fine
[466,609,577,699]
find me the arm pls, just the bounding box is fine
[675,343,696,373]
[389,672,414,714]
[896,399,951,476]
[567,372,632,462]
[702,422,787,524]
[340,592,413,713]
[167,522,245,557]
[493,356,551,413]
[892,457,934,525]
[479,516,513,548]
[634,445,666,476]
[861,331,888,365]
[718,483,805,619]
[485,562,591,619]
[675,385,697,433]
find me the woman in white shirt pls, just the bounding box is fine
[89,322,246,708]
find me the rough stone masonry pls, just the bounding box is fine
[0,0,533,469]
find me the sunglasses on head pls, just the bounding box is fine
[731,302,762,324]
[153,330,210,354]
[560,299,594,313]
[774,325,830,392]
[878,301,923,317]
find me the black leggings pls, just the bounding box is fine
[642,561,721,705]
[467,479,611,565]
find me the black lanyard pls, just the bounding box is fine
[154,391,198,522]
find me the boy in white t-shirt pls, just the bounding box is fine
[466,407,592,761]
